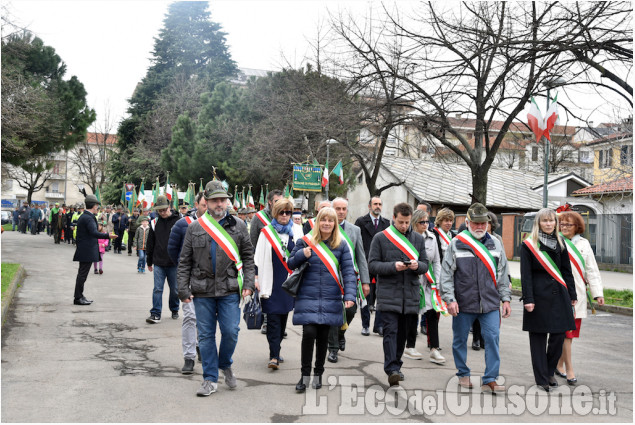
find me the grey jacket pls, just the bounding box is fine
[439,232,511,314]
[368,227,428,314]
[177,214,255,300]
[340,220,370,284]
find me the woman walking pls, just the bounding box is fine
[287,207,357,393]
[520,208,577,392]
[254,198,296,370]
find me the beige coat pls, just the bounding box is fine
[569,235,604,319]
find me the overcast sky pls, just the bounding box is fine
[5,0,630,134]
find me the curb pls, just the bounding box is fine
[2,265,26,327]
[510,288,632,316]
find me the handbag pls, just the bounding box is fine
[243,290,263,330]
[281,262,308,297]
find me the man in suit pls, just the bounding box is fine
[72,195,117,305]
[327,198,371,363]
[354,196,390,336]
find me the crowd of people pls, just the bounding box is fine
[63,181,605,397]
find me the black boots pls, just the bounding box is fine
[312,375,322,389]
[296,376,310,393]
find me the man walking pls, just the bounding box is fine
[72,195,117,305]
[146,195,181,323]
[177,181,255,397]
[327,197,370,363]
[368,203,428,386]
[355,196,390,335]
[127,208,141,256]
[111,206,129,254]
[439,203,512,393]
[19,202,30,234]
[50,203,62,244]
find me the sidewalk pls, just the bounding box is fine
[507,261,633,291]
[1,231,632,422]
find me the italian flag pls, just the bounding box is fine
[527,97,546,142]
[165,174,172,201]
[322,161,329,188]
[259,187,265,210]
[543,94,560,142]
[332,160,344,184]
[137,181,147,209]
[233,186,241,210]
[247,188,255,209]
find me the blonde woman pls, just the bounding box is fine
[520,208,577,392]
[287,207,357,393]
[432,208,455,260]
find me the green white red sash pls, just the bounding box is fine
[424,264,449,315]
[199,212,245,296]
[523,238,568,289]
[256,210,272,227]
[308,218,315,229]
[434,227,452,246]
[339,225,366,306]
[455,230,498,287]
[261,224,292,274]
[383,225,419,260]
[561,233,585,281]
[302,234,343,294]
[185,216,194,225]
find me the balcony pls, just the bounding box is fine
[45,192,64,199]
[49,174,66,180]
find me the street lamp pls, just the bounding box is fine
[325,138,338,200]
[542,77,566,208]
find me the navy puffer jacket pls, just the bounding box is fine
[287,237,357,326]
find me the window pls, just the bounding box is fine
[50,182,59,193]
[598,149,613,168]
[531,146,538,162]
[579,150,592,163]
[620,145,633,166]
[386,137,397,147]
[384,148,396,156]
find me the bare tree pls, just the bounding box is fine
[5,157,53,203]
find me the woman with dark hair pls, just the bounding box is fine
[287,207,357,393]
[521,208,577,392]
[254,198,296,370]
[555,211,604,385]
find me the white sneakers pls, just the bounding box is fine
[430,348,446,364]
[403,347,423,360]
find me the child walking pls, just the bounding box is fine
[94,223,108,274]
[133,217,150,273]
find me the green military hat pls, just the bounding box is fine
[85,194,100,205]
[466,203,490,223]
[153,195,170,210]
[204,180,231,200]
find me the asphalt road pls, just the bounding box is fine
[1,231,633,422]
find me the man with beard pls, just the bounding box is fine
[439,203,512,394]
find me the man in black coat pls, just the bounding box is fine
[354,196,390,335]
[72,195,117,305]
[368,202,428,387]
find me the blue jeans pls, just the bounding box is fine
[193,294,241,382]
[150,265,179,317]
[451,309,501,385]
[137,250,146,270]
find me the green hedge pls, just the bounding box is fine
[511,278,632,308]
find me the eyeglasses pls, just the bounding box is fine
[418,220,428,225]
[560,223,575,228]
[279,210,293,216]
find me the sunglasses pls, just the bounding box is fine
[279,210,293,216]
[418,220,428,225]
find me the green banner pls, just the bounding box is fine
[293,164,323,192]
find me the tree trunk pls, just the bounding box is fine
[471,166,488,206]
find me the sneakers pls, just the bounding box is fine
[146,315,160,324]
[222,368,237,389]
[196,380,217,397]
[182,358,195,375]
[172,312,179,320]
[94,269,99,274]
[430,348,446,364]
[403,347,423,360]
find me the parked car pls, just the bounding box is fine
[1,211,11,225]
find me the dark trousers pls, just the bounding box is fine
[473,319,484,345]
[405,311,439,349]
[366,282,377,307]
[300,324,330,377]
[74,262,92,301]
[53,227,61,244]
[113,233,123,252]
[382,311,414,375]
[30,219,37,234]
[528,332,566,386]
[127,230,134,254]
[66,226,73,243]
[266,313,288,361]
[328,303,357,352]
[405,313,419,348]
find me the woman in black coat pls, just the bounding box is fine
[521,208,577,392]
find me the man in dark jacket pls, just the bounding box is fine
[355,196,390,335]
[439,203,511,394]
[65,207,75,243]
[177,181,255,397]
[167,191,206,375]
[146,196,181,323]
[111,206,129,254]
[72,195,117,305]
[18,202,29,234]
[127,208,141,256]
[368,202,428,387]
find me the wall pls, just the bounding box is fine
[346,168,412,223]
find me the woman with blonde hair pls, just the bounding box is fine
[287,206,357,393]
[433,208,455,260]
[520,208,577,392]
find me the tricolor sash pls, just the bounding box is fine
[199,212,245,297]
[561,233,585,281]
[340,225,366,306]
[523,238,568,289]
[424,264,449,315]
[383,225,419,260]
[184,216,194,225]
[455,230,498,287]
[434,227,452,246]
[308,218,315,229]
[256,210,272,227]
[302,234,343,294]
[261,224,292,274]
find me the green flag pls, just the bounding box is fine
[173,184,179,210]
[259,186,265,210]
[332,160,344,184]
[95,186,101,204]
[283,184,289,198]
[289,185,294,198]
[120,183,126,204]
